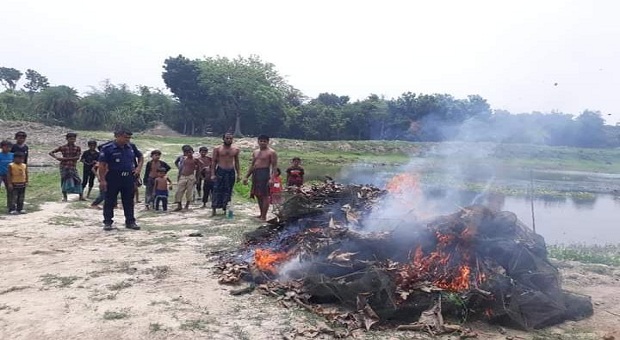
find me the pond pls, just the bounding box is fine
[302,163,620,245]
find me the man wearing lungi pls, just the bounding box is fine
[210,133,240,216]
[243,135,278,221]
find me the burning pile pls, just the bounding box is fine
[216,179,592,334]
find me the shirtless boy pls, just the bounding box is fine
[154,168,173,211]
[173,147,199,211]
[211,133,240,216]
[243,134,278,221]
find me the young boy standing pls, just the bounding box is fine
[7,152,28,214]
[154,167,173,211]
[11,131,29,164]
[173,147,199,211]
[1,140,14,213]
[80,140,99,198]
[143,150,171,209]
[197,147,214,207]
[49,132,85,202]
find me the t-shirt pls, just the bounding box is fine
[8,162,27,183]
[0,152,14,176]
[10,144,29,164]
[286,166,305,186]
[80,149,99,167]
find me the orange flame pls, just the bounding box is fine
[401,228,486,293]
[254,249,289,274]
[386,173,421,195]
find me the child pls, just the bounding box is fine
[90,161,105,209]
[286,157,305,187]
[0,140,14,213]
[80,140,99,198]
[270,168,283,209]
[11,131,29,164]
[197,146,214,207]
[174,147,199,211]
[143,150,171,209]
[7,152,28,214]
[154,167,173,211]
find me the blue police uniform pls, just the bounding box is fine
[99,142,142,227]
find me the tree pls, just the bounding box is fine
[574,110,606,147]
[162,55,204,134]
[33,85,80,124]
[197,55,293,137]
[23,69,50,95]
[0,67,22,91]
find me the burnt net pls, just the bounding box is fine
[217,181,593,331]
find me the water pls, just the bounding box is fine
[303,164,620,245]
[503,195,620,245]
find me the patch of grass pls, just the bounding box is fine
[103,309,130,320]
[231,325,251,340]
[149,323,165,332]
[548,244,620,266]
[48,215,83,226]
[137,235,179,247]
[179,319,210,331]
[0,286,30,295]
[152,247,179,253]
[149,300,170,306]
[88,261,138,277]
[40,274,80,288]
[143,265,171,280]
[171,296,192,305]
[107,280,133,291]
[0,170,61,212]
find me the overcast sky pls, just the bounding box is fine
[2,0,620,123]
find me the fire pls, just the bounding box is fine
[254,249,289,274]
[397,229,486,294]
[386,173,420,195]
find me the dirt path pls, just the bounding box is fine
[1,202,619,340]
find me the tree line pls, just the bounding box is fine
[1,59,617,148]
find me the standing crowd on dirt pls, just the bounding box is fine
[0,129,306,231]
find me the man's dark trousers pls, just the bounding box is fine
[103,171,135,225]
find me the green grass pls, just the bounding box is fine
[103,309,130,320]
[548,244,620,266]
[0,170,61,213]
[40,274,80,288]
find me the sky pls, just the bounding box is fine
[2,0,620,124]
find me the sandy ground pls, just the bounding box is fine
[1,200,619,340]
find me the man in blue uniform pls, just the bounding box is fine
[98,129,144,231]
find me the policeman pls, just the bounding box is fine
[98,128,144,231]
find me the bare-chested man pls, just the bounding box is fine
[210,133,241,216]
[243,134,278,221]
[173,147,200,211]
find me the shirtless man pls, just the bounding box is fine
[173,147,200,211]
[243,135,278,221]
[210,133,240,216]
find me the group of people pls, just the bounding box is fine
[0,129,306,230]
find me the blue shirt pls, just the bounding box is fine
[98,142,142,172]
[0,152,14,175]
